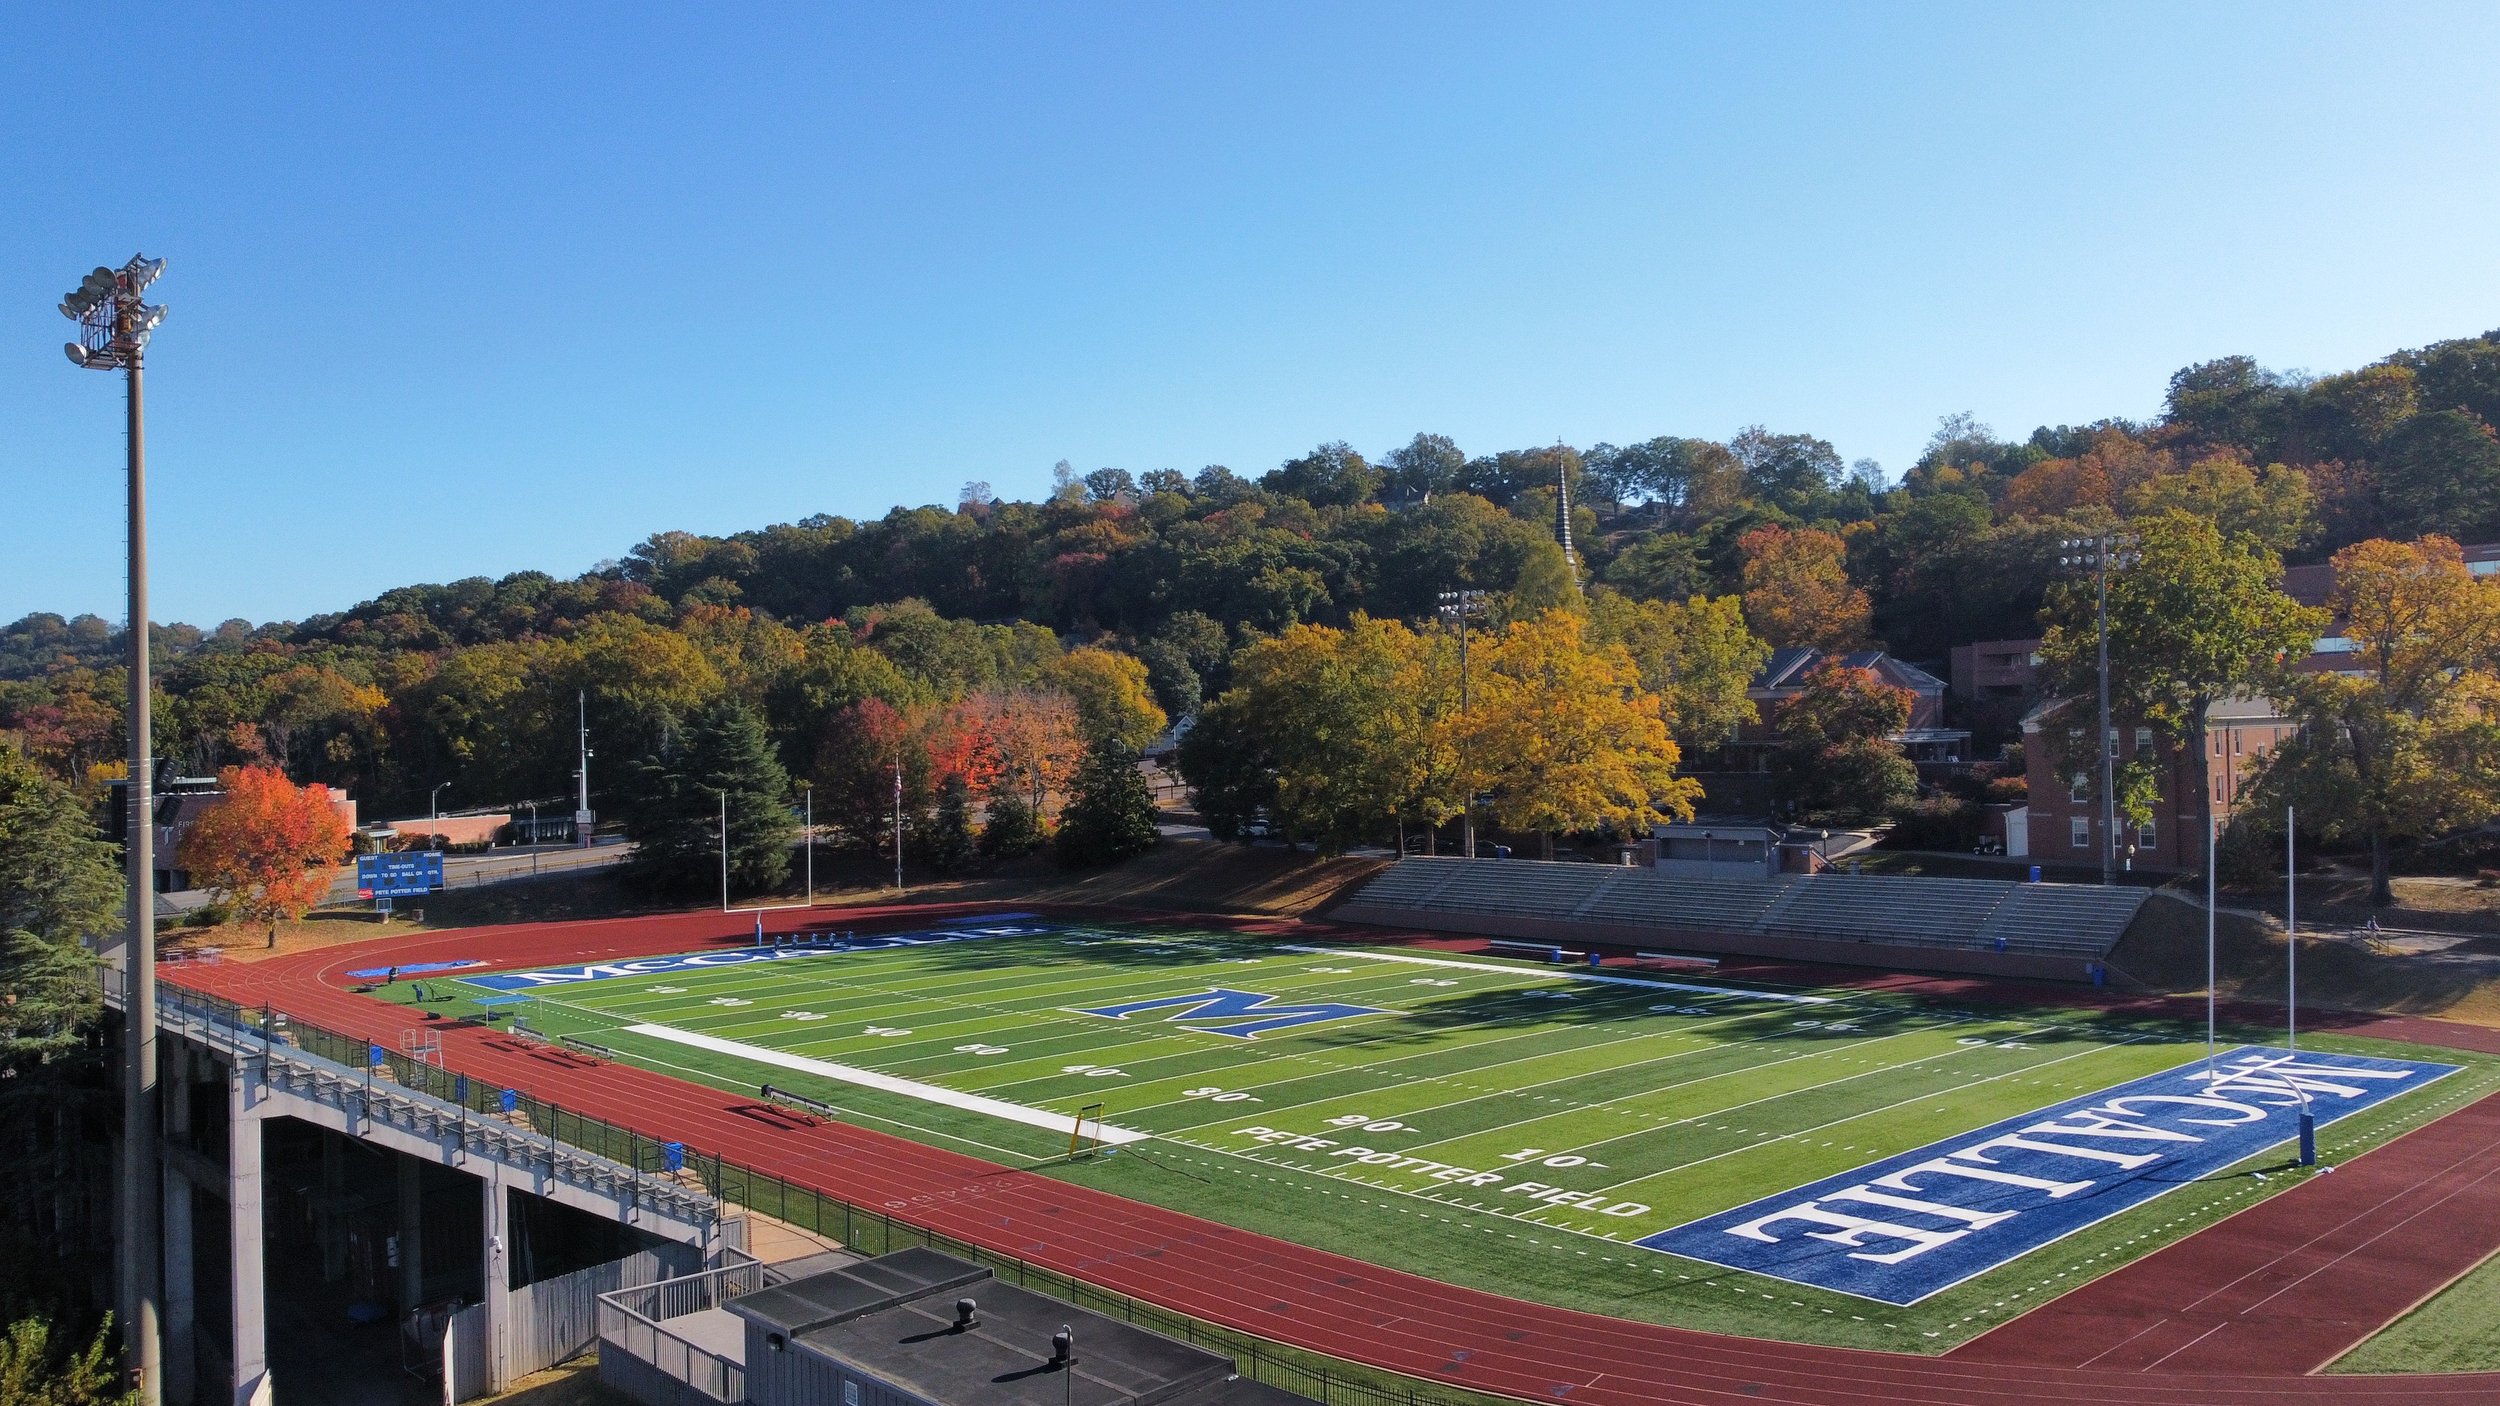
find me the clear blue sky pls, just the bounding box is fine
[6,3,2499,626]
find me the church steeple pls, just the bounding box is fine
[1554,456,1575,566]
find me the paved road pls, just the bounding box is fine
[156,837,633,916]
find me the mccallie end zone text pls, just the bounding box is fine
[1642,1046,2457,1305]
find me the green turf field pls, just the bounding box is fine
[384,917,2500,1353]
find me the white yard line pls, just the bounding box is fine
[620,1022,1154,1145]
[1279,946,1835,1004]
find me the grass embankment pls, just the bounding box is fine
[163,837,1385,962]
[2332,1247,2500,1373]
[2107,890,2500,1027]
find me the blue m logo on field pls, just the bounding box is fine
[1076,987,1384,1039]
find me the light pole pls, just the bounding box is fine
[431,781,451,827]
[63,252,169,1406]
[1437,589,1486,858]
[2060,535,2137,886]
[574,689,595,848]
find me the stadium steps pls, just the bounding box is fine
[1977,883,2149,958]
[1574,871,1798,933]
[1336,858,2143,968]
[1769,875,2016,950]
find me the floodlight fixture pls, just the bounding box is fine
[60,253,169,372]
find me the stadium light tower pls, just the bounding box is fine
[2059,534,2137,886]
[62,252,169,1406]
[1437,589,1487,858]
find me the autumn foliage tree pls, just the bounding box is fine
[180,765,352,946]
[1454,611,1700,857]
[2256,536,2500,902]
[1773,661,1918,822]
[1738,525,1871,650]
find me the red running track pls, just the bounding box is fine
[169,904,2500,1405]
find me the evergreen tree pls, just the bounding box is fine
[0,1311,136,1406]
[976,779,1041,857]
[926,775,975,875]
[620,697,797,895]
[0,749,118,1069]
[1054,737,1160,868]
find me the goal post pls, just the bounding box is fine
[1067,1102,1106,1159]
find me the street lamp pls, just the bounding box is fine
[62,252,169,1406]
[1437,589,1487,858]
[2059,535,2138,886]
[431,781,452,829]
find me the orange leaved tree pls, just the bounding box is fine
[180,765,352,947]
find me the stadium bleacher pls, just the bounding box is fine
[1334,856,2147,969]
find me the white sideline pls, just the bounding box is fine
[1278,945,1835,1005]
[620,1023,1153,1145]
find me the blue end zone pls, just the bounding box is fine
[463,913,1051,991]
[1639,1046,2459,1305]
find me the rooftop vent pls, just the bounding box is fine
[953,1297,978,1331]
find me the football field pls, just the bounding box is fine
[385,914,2497,1350]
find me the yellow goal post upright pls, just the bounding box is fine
[1068,1102,1107,1159]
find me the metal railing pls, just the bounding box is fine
[597,1261,770,1404]
[128,975,718,1229]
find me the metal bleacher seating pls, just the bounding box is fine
[1336,856,2147,963]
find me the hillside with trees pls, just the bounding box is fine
[5,328,2500,881]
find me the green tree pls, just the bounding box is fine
[1502,539,1582,620]
[976,778,1042,857]
[1054,737,1160,868]
[0,1312,135,1406]
[924,774,975,875]
[2124,456,2315,554]
[2038,511,2324,861]
[0,749,117,1068]
[2378,408,2500,540]
[1588,589,1769,750]
[1260,441,1379,507]
[1220,618,1461,855]
[620,696,796,895]
[1174,691,1278,842]
[1601,533,1710,603]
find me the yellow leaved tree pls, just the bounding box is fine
[1454,611,1700,858]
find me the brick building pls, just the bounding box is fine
[2018,696,2298,872]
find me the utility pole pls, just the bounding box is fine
[62,253,169,1406]
[893,763,905,890]
[574,690,595,847]
[1437,589,1486,858]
